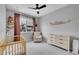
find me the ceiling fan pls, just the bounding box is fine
[28,4,46,14]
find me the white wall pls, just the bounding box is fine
[6,9,14,18]
[6,9,14,42]
[0,5,6,41]
[39,5,79,41]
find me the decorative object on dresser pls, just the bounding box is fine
[33,32,42,42]
[47,34,72,53]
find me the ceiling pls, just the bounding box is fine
[6,4,69,17]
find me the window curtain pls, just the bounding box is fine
[14,13,20,41]
[33,17,37,31]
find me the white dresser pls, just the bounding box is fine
[47,34,70,51]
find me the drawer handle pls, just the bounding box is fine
[60,35,63,37]
[59,39,63,40]
[59,42,63,44]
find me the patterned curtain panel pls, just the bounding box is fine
[14,13,20,41]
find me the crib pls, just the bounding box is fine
[0,35,26,55]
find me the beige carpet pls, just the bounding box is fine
[26,42,72,55]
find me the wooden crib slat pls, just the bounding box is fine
[12,45,13,55]
[5,48,7,55]
[15,44,17,55]
[9,46,10,55]
[19,43,21,55]
[0,36,26,55]
[19,43,21,54]
[6,47,8,55]
[22,43,24,54]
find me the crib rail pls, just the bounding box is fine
[0,36,26,55]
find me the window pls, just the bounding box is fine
[20,15,33,33]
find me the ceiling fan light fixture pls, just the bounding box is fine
[36,9,39,14]
[36,9,39,12]
[28,4,46,14]
[37,11,39,14]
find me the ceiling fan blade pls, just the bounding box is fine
[39,5,46,9]
[28,7,36,10]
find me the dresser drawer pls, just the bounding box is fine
[57,41,68,49]
[48,34,70,50]
[57,35,69,41]
[48,34,56,43]
[48,39,56,44]
[56,38,68,43]
[50,34,56,38]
